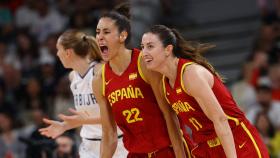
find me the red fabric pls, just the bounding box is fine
[272,88,280,101]
[4,151,14,158]
[163,58,269,157]
[127,146,175,158]
[191,120,269,158]
[6,0,23,13]
[104,49,171,153]
[250,68,260,87]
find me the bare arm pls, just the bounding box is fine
[63,62,103,129]
[140,59,187,158]
[39,70,101,138]
[183,64,237,158]
[62,62,103,130]
[92,71,117,158]
[58,108,101,130]
[39,109,101,139]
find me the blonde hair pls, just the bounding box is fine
[58,29,102,62]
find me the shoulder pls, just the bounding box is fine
[69,71,75,82]
[93,62,103,77]
[183,64,212,83]
[182,64,214,94]
[93,64,103,85]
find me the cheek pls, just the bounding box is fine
[57,51,63,59]
[58,51,66,62]
[152,48,165,59]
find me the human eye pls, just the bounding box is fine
[147,45,154,49]
[104,31,110,34]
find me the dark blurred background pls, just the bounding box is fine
[0,0,280,157]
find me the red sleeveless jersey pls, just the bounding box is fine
[102,49,171,153]
[163,58,246,143]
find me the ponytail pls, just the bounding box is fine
[170,29,221,79]
[84,36,102,62]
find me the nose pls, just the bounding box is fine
[96,33,104,42]
[141,47,148,56]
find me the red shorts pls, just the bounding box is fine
[127,146,175,158]
[191,120,269,158]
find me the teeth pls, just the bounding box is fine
[100,46,108,53]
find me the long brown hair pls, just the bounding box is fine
[146,25,222,78]
[58,29,102,62]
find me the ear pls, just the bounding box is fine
[119,31,128,43]
[165,44,173,57]
[65,48,74,58]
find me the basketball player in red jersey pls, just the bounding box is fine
[141,25,269,158]
[93,4,194,158]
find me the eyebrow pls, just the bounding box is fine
[96,28,110,31]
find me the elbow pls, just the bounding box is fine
[212,114,232,135]
[211,113,228,127]
[210,110,227,123]
[217,114,228,123]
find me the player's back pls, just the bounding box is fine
[70,62,102,139]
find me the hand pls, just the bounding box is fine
[58,108,89,126]
[39,118,66,139]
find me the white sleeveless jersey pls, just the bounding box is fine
[70,62,102,139]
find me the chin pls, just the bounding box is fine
[63,65,71,69]
[145,63,156,71]
[101,56,110,62]
[60,63,67,68]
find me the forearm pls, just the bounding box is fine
[100,132,118,158]
[213,119,237,158]
[62,121,81,131]
[82,117,101,125]
[164,113,186,158]
[62,117,101,130]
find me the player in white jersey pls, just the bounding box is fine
[39,30,127,158]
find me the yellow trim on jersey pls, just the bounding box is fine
[225,114,262,157]
[183,137,192,158]
[180,130,192,158]
[138,51,148,83]
[162,76,171,104]
[180,62,194,94]
[191,145,199,158]
[226,115,240,126]
[101,64,106,96]
[241,122,262,158]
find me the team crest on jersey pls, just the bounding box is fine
[176,88,182,94]
[129,73,137,80]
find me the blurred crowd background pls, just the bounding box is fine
[0,0,280,157]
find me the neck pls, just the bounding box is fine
[72,58,90,76]
[109,45,132,75]
[158,56,179,88]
